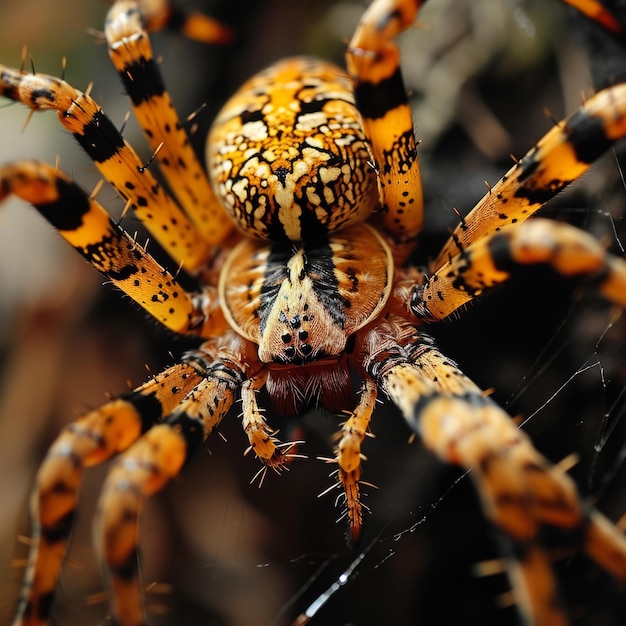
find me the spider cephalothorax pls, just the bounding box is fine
[3,0,626,625]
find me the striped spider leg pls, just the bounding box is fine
[393,54,626,626]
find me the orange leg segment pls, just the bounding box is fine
[361,315,626,626]
[346,0,425,251]
[0,161,221,335]
[411,217,626,322]
[12,363,203,626]
[96,371,238,626]
[434,83,626,271]
[105,0,234,246]
[0,65,212,269]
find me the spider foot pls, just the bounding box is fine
[240,374,307,474]
[326,379,377,546]
[338,468,365,548]
[249,440,305,489]
[244,425,285,464]
[250,438,305,473]
[316,464,365,547]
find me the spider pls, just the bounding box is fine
[2,0,626,624]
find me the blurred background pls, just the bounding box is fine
[0,1,626,625]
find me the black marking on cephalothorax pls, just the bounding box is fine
[258,245,291,333]
[256,238,348,337]
[303,238,350,326]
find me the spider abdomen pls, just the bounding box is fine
[207,57,380,241]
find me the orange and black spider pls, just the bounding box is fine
[2,0,626,625]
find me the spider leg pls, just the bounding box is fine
[240,372,296,471]
[95,347,244,626]
[135,0,234,44]
[0,161,226,336]
[104,0,234,245]
[0,65,213,270]
[12,362,203,626]
[434,83,626,270]
[410,216,626,321]
[561,0,624,36]
[94,330,256,625]
[361,315,626,625]
[346,0,424,255]
[334,378,377,546]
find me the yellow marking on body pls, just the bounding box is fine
[209,57,379,241]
